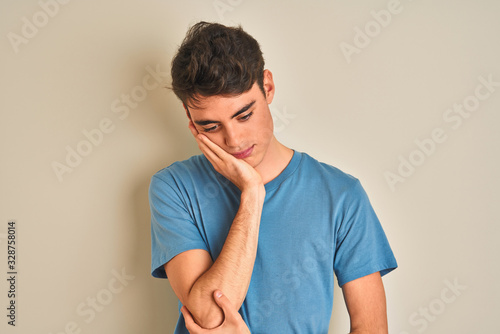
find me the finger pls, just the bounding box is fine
[180,306,193,322]
[186,122,222,165]
[186,122,221,161]
[188,121,199,136]
[196,136,223,165]
[181,306,203,332]
[197,134,233,161]
[212,290,237,319]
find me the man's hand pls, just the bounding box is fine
[188,121,264,193]
[181,290,251,334]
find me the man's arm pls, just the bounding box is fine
[181,290,251,334]
[165,122,265,329]
[341,271,388,334]
[166,187,263,328]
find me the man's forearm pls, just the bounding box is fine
[186,186,265,328]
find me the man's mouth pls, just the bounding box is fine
[231,146,254,159]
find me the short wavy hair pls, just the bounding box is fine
[171,21,265,109]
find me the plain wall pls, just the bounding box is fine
[1,0,499,333]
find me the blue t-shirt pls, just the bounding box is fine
[149,150,397,333]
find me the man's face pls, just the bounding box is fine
[187,72,275,169]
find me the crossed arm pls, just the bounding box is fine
[164,189,263,329]
[180,271,389,333]
[164,121,265,329]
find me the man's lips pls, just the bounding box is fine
[231,146,254,159]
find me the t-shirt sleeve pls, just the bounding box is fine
[333,180,397,287]
[149,173,209,279]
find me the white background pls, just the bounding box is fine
[1,0,499,333]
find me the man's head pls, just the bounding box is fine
[171,22,280,171]
[171,21,266,109]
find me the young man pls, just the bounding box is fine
[149,21,398,333]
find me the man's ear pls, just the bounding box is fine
[262,69,275,104]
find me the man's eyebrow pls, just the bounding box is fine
[193,100,256,126]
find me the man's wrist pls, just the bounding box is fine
[241,184,265,204]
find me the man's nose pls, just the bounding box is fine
[223,126,242,148]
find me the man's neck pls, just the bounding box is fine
[255,137,294,185]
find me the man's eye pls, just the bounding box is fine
[239,111,253,121]
[203,125,218,132]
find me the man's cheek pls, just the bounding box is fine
[258,126,273,140]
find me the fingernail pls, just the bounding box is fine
[215,291,222,298]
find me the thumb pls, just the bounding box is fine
[181,306,196,324]
[213,290,234,313]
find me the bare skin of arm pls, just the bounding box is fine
[164,122,265,329]
[342,271,389,334]
[181,290,251,334]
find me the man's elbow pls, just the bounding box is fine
[194,308,224,329]
[184,296,224,329]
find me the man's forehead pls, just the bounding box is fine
[189,95,255,115]
[187,83,261,113]
[187,94,235,111]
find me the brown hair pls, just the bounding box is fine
[170,21,265,109]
